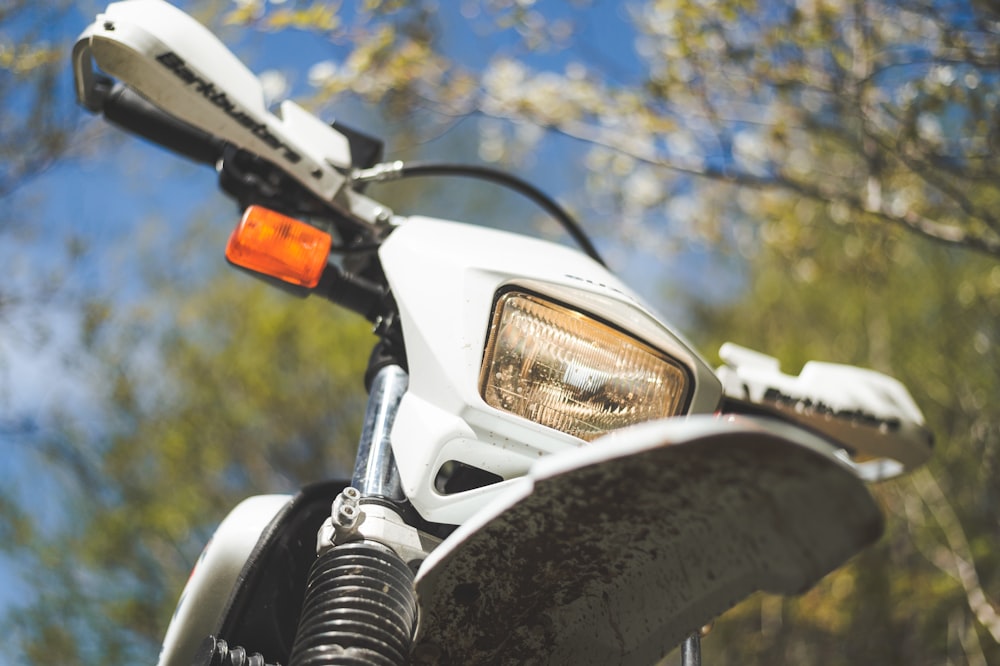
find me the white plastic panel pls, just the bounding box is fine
[413,415,881,664]
[157,494,291,666]
[717,342,933,476]
[379,217,722,524]
[74,0,352,199]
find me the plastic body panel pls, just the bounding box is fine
[717,342,933,477]
[157,482,356,666]
[72,0,352,200]
[413,414,882,664]
[379,217,723,524]
[157,495,292,666]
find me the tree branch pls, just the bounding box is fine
[912,468,1000,645]
[520,111,1000,258]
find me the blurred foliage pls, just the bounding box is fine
[2,0,999,664]
[6,264,374,662]
[244,0,1000,259]
[691,205,1000,665]
[0,0,79,346]
[0,0,75,199]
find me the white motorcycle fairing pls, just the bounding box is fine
[378,217,724,525]
[412,414,883,665]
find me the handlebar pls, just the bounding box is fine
[99,80,225,166]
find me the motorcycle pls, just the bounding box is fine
[71,2,934,664]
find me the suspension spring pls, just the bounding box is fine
[288,540,417,666]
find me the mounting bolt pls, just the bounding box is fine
[332,486,362,531]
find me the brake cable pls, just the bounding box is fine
[352,161,607,268]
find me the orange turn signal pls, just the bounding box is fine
[226,206,332,288]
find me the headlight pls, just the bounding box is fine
[479,290,691,441]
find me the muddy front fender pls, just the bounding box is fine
[413,415,882,665]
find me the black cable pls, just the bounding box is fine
[329,240,382,254]
[381,162,607,268]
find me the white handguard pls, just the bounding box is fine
[717,342,933,480]
[72,0,386,221]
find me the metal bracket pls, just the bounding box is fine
[317,487,441,567]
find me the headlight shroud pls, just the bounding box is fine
[479,290,692,441]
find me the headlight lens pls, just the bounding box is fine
[479,291,691,441]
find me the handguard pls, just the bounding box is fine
[71,0,389,225]
[717,342,933,479]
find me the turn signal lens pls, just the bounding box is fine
[480,291,691,441]
[226,205,331,287]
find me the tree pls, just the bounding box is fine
[689,207,1000,665]
[0,0,76,198]
[6,260,375,662]
[238,0,1000,258]
[6,1,1000,663]
[0,0,97,440]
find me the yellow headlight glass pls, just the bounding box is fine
[480,291,691,441]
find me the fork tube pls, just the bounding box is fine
[681,632,701,666]
[351,364,408,501]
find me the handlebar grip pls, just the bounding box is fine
[102,83,224,166]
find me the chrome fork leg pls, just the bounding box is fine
[681,632,701,666]
[351,364,408,501]
[293,364,416,666]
